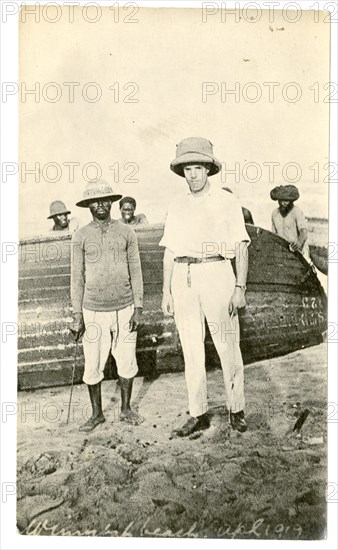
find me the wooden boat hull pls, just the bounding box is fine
[18,224,327,390]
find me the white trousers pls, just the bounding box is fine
[82,304,138,385]
[171,260,245,417]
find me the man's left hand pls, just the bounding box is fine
[129,308,143,332]
[228,288,246,318]
[289,241,301,252]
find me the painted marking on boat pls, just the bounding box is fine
[300,296,325,326]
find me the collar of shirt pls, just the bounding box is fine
[90,219,117,228]
[186,189,212,198]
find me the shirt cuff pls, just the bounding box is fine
[133,295,143,308]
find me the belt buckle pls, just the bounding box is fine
[187,263,191,287]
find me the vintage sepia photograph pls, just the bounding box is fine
[1,0,337,546]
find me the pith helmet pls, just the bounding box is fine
[170,137,222,177]
[47,200,71,219]
[76,180,122,208]
[270,185,300,201]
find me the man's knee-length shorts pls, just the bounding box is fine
[82,304,138,385]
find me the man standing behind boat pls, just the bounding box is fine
[69,180,144,432]
[270,185,330,294]
[270,185,309,259]
[119,196,149,226]
[160,137,251,436]
[47,200,79,233]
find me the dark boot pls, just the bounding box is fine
[230,410,247,433]
[79,382,106,432]
[172,413,210,437]
[119,376,144,425]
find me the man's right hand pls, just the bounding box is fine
[162,292,174,317]
[69,312,85,341]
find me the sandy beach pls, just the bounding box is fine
[17,342,327,540]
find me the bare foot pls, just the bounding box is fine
[119,410,144,426]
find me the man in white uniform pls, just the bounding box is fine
[160,137,250,436]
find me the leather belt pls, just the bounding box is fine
[174,255,225,287]
[174,255,224,264]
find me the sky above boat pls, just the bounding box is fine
[18,7,329,238]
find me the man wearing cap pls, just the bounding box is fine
[119,196,149,226]
[270,185,309,257]
[160,137,251,436]
[48,200,79,232]
[69,180,144,432]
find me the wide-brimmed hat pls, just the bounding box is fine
[76,180,122,208]
[170,137,222,177]
[47,200,71,219]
